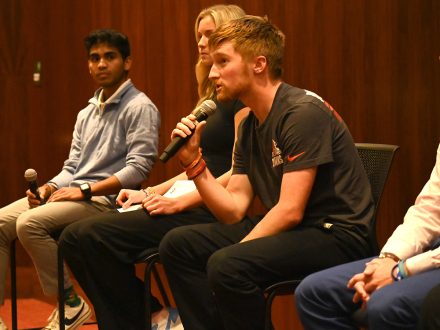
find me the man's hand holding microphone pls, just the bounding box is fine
[24,169,54,207]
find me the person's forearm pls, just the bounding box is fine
[405,246,440,275]
[174,169,233,211]
[49,169,75,189]
[89,175,122,196]
[151,170,232,212]
[192,169,250,223]
[149,172,189,195]
[242,203,302,242]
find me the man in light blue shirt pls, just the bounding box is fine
[0,29,160,330]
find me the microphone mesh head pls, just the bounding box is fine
[200,100,217,116]
[24,168,37,182]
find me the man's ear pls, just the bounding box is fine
[124,56,132,71]
[253,56,267,74]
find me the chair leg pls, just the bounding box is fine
[144,254,172,330]
[10,239,65,330]
[10,240,17,330]
[265,291,276,330]
[152,266,170,307]
[58,247,65,330]
[144,261,155,330]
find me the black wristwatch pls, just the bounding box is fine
[80,183,92,200]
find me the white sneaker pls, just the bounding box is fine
[152,307,183,330]
[43,308,59,330]
[0,316,7,330]
[43,296,92,330]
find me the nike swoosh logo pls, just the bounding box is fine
[64,302,84,326]
[287,151,305,162]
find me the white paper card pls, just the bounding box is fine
[163,180,196,198]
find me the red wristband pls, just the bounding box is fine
[186,158,206,180]
[181,149,203,171]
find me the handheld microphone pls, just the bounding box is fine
[24,168,41,201]
[159,100,217,162]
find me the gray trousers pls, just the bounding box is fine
[0,196,112,303]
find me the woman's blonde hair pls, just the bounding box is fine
[194,4,246,105]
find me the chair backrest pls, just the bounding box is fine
[355,143,399,255]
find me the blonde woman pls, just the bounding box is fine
[59,5,249,330]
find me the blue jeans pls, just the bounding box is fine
[296,257,440,329]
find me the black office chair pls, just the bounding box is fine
[263,143,399,330]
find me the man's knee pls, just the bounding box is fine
[16,209,42,243]
[58,222,84,253]
[159,227,190,262]
[296,271,330,306]
[295,275,315,305]
[207,249,247,293]
[61,219,105,250]
[207,249,228,288]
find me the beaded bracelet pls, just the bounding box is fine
[142,186,156,197]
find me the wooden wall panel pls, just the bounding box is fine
[0,0,439,328]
